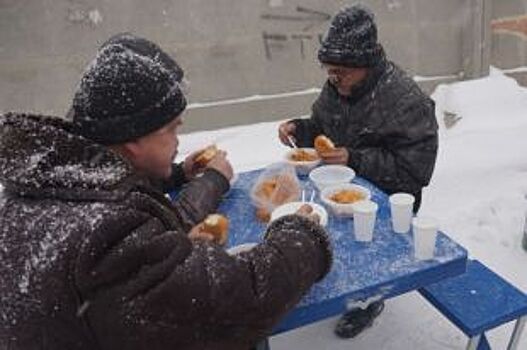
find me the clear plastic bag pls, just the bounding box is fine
[250,163,301,222]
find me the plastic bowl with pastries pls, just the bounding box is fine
[250,171,301,223]
[284,148,321,176]
[320,183,371,217]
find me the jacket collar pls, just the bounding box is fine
[0,113,143,201]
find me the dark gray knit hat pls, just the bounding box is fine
[72,33,187,145]
[318,5,382,68]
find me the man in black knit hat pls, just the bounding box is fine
[279,4,439,339]
[70,33,227,184]
[0,33,333,350]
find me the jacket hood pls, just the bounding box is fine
[0,113,136,200]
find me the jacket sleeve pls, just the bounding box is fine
[169,168,230,233]
[348,100,438,195]
[290,117,322,148]
[75,211,332,350]
[157,163,188,193]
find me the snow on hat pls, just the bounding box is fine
[72,33,187,145]
[318,4,382,68]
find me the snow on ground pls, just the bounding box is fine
[177,68,527,349]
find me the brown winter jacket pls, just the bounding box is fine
[0,113,332,350]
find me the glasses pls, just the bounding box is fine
[321,64,355,76]
[321,64,356,83]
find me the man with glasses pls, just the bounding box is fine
[278,4,438,339]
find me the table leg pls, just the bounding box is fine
[507,316,526,350]
[466,334,481,350]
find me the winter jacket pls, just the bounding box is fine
[0,113,332,350]
[292,57,438,210]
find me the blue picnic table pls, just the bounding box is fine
[219,168,468,334]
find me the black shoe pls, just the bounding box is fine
[334,301,385,339]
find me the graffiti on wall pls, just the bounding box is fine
[261,6,330,60]
[491,14,527,39]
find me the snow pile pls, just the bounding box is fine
[421,68,527,292]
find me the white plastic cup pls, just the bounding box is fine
[389,193,415,233]
[412,216,438,260]
[352,200,378,242]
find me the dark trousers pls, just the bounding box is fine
[251,339,270,350]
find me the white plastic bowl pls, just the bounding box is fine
[284,148,321,175]
[320,184,371,217]
[309,165,355,191]
[270,201,328,226]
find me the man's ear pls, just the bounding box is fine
[110,142,140,161]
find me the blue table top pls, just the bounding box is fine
[219,169,468,333]
[172,168,468,334]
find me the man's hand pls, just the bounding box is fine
[182,149,206,180]
[278,121,297,147]
[319,147,349,165]
[206,150,234,181]
[188,223,215,242]
[295,203,321,224]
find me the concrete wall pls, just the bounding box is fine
[0,0,520,133]
[491,0,527,85]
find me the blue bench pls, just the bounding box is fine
[419,260,527,350]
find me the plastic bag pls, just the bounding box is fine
[250,163,301,222]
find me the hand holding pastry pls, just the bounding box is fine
[319,147,349,165]
[189,224,215,242]
[201,214,230,245]
[314,135,336,154]
[206,150,234,181]
[195,145,219,167]
[183,147,214,180]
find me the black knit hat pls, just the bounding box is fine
[71,33,187,145]
[318,5,382,68]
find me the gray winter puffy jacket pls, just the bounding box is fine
[292,58,438,208]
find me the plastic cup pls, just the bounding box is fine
[412,216,438,260]
[389,193,415,233]
[352,200,378,242]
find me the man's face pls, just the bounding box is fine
[322,64,369,96]
[125,116,182,179]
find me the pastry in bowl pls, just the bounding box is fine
[321,184,371,217]
[285,148,321,175]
